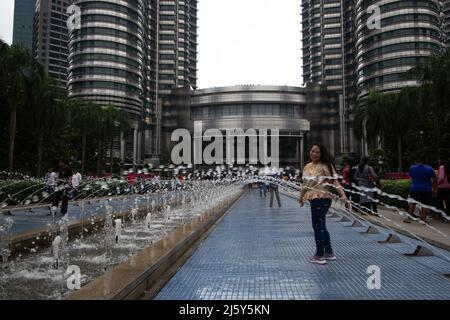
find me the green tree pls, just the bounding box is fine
[382,89,417,172]
[69,100,102,174]
[408,49,450,159]
[91,105,130,175]
[1,43,31,171]
[354,90,388,148]
[355,88,418,172]
[27,60,67,176]
[103,105,130,175]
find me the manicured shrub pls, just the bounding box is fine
[379,179,411,209]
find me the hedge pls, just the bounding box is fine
[379,179,412,210]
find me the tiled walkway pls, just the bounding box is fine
[156,190,450,300]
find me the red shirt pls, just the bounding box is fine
[342,165,351,186]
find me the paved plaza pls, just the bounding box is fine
[156,191,450,300]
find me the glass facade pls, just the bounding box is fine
[68,0,145,116]
[33,0,70,88]
[191,104,305,120]
[302,0,447,157]
[355,0,443,98]
[445,0,450,47]
[158,0,198,96]
[164,85,311,168]
[13,0,36,51]
[302,0,345,92]
[67,0,198,161]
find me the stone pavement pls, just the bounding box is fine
[156,190,450,300]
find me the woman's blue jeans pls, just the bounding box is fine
[309,198,333,256]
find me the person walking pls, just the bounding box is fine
[51,159,73,216]
[341,159,353,203]
[268,173,281,207]
[437,159,450,219]
[300,144,348,265]
[404,157,437,223]
[342,160,351,188]
[348,158,360,209]
[71,169,82,199]
[45,168,57,194]
[258,179,267,198]
[354,157,379,214]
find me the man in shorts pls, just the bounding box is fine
[404,157,437,223]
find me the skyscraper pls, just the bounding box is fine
[444,0,450,46]
[302,0,446,156]
[158,0,198,155]
[68,0,145,119]
[301,0,347,156]
[33,0,70,88]
[67,0,198,164]
[158,0,198,95]
[12,0,36,50]
[302,0,345,91]
[355,0,443,100]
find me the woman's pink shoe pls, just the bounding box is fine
[323,253,337,261]
[309,256,327,265]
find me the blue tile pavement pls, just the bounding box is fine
[156,190,450,300]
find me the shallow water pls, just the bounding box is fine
[0,183,243,300]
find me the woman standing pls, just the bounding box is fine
[300,144,348,265]
[354,157,379,213]
[437,160,450,218]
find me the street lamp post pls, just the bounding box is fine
[419,131,424,155]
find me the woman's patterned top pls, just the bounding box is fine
[302,162,337,201]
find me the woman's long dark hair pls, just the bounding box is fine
[312,143,335,176]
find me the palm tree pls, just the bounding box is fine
[354,90,388,149]
[94,106,130,175]
[0,40,10,162]
[356,88,420,172]
[1,44,31,171]
[69,100,102,174]
[104,106,129,174]
[408,49,450,159]
[27,61,67,176]
[382,90,416,172]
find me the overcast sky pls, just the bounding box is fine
[0,0,303,88]
[0,0,14,45]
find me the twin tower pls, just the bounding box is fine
[27,0,450,165]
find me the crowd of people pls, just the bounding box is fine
[258,174,282,208]
[341,157,379,214]
[12,147,450,266]
[340,156,450,222]
[298,143,450,265]
[44,159,79,216]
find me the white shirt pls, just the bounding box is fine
[72,172,82,188]
[47,172,57,186]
